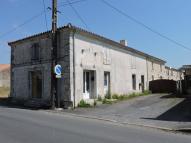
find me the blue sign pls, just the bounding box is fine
[54,64,62,78]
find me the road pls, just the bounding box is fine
[66,94,191,130]
[0,107,190,143]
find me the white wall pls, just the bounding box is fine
[71,33,148,104]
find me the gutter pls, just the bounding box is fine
[72,28,76,109]
[146,57,149,89]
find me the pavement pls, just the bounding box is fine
[49,94,191,132]
[0,106,191,143]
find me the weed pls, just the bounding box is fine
[78,100,91,108]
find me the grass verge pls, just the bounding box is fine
[112,90,151,101]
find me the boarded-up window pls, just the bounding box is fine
[152,62,154,70]
[171,70,173,76]
[131,55,136,69]
[103,48,111,65]
[31,43,40,60]
[160,65,162,72]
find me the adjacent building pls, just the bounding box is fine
[164,66,184,81]
[0,64,10,87]
[180,65,191,94]
[8,24,183,107]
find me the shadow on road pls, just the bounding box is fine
[0,97,43,110]
[142,95,191,122]
[159,94,181,99]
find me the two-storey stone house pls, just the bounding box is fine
[8,24,182,107]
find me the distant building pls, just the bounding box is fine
[164,66,184,81]
[180,65,191,94]
[8,24,183,108]
[0,64,10,87]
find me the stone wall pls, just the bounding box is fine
[0,68,10,87]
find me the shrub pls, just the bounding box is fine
[105,91,112,99]
[118,95,125,100]
[112,93,119,99]
[143,90,151,95]
[93,100,97,106]
[128,92,138,98]
[78,100,91,108]
[97,96,102,101]
[102,98,113,104]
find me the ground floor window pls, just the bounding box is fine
[132,74,136,90]
[104,72,110,96]
[141,75,145,92]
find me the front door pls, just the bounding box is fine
[104,72,110,96]
[83,70,96,99]
[83,71,90,99]
[31,71,42,98]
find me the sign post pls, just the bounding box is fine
[54,64,62,79]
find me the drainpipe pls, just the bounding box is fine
[72,28,76,109]
[146,57,149,90]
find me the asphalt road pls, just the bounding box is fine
[67,94,191,130]
[0,107,190,143]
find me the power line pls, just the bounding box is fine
[66,0,89,29]
[58,0,88,7]
[0,11,46,39]
[0,0,87,40]
[42,0,48,30]
[101,0,191,52]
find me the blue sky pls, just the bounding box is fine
[0,0,191,68]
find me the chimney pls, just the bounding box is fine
[120,40,128,46]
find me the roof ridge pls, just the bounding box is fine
[8,24,166,63]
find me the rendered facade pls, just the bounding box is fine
[8,24,183,107]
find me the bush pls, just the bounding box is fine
[112,93,119,99]
[93,100,97,106]
[102,98,113,104]
[78,100,91,108]
[105,93,111,99]
[97,96,102,101]
[143,90,151,95]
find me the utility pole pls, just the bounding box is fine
[51,0,57,109]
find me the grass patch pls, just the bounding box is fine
[0,87,10,97]
[78,100,91,108]
[112,90,151,101]
[102,98,117,104]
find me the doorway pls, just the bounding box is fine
[141,75,145,92]
[83,70,96,99]
[104,72,110,97]
[30,71,42,99]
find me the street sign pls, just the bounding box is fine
[54,64,62,78]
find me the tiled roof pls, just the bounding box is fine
[8,23,166,63]
[0,64,10,72]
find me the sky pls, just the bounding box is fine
[0,0,191,68]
